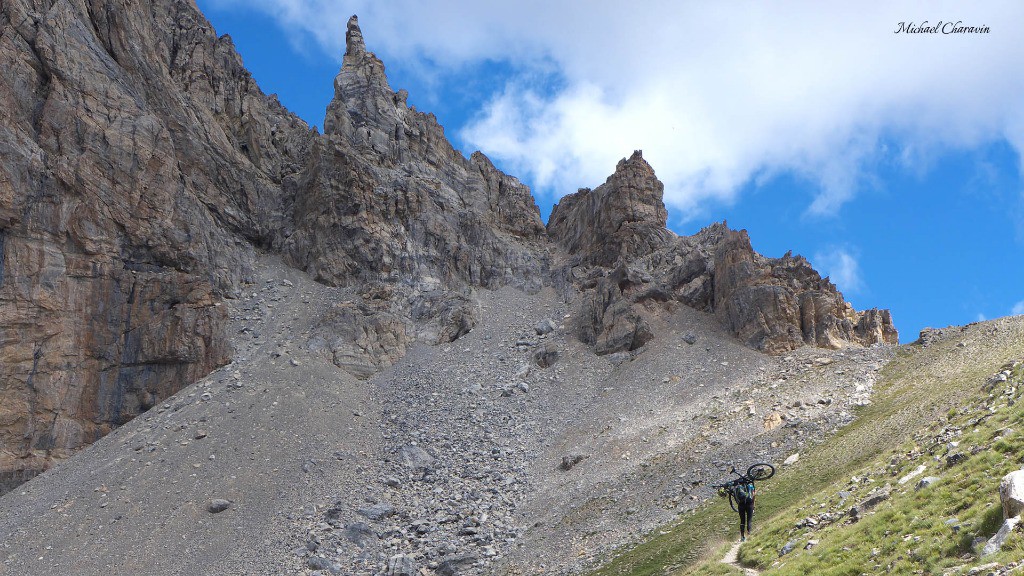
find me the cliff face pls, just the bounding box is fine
[0,3,895,492]
[0,3,546,487]
[549,151,898,356]
[0,0,300,487]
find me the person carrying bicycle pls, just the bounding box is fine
[714,463,774,542]
[733,477,755,541]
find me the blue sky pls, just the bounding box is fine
[196,1,1024,343]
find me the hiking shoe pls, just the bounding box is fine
[741,536,746,542]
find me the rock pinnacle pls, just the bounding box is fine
[346,15,365,56]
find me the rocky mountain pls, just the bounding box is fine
[549,152,896,357]
[0,1,903,575]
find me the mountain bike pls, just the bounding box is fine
[711,463,775,511]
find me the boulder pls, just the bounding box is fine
[999,469,1024,519]
[982,516,1021,556]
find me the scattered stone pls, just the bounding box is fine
[607,351,631,366]
[207,499,231,513]
[399,445,435,469]
[436,554,477,576]
[858,487,891,511]
[982,516,1021,556]
[534,346,559,368]
[535,318,557,335]
[682,333,698,345]
[560,454,587,471]
[783,453,800,466]
[968,563,1002,576]
[764,413,784,431]
[946,452,968,467]
[385,554,417,576]
[343,522,376,548]
[898,464,927,485]
[357,503,394,521]
[307,556,336,573]
[779,541,797,556]
[916,476,941,491]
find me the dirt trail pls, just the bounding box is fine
[721,540,760,576]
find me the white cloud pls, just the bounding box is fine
[1012,301,1024,316]
[977,312,988,322]
[813,247,864,295]
[206,1,1024,217]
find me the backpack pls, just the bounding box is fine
[733,482,755,503]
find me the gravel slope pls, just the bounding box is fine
[0,257,894,576]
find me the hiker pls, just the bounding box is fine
[714,463,774,541]
[733,479,755,541]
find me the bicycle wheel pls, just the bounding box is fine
[747,463,775,481]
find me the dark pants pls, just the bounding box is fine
[738,500,754,536]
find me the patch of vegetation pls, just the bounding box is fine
[733,358,1024,575]
[587,321,1024,576]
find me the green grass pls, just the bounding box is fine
[735,359,1024,575]
[586,321,1024,576]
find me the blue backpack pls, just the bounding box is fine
[734,482,755,503]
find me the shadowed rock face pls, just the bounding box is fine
[0,4,895,492]
[0,0,305,486]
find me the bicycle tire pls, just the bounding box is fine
[747,463,775,481]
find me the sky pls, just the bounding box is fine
[196,0,1024,343]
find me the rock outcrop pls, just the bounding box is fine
[547,151,672,267]
[551,152,897,356]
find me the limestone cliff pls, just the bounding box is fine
[0,0,304,489]
[0,3,545,489]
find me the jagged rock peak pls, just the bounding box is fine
[613,149,657,181]
[345,14,365,56]
[324,14,394,137]
[548,150,671,266]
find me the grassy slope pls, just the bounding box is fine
[587,317,1024,576]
